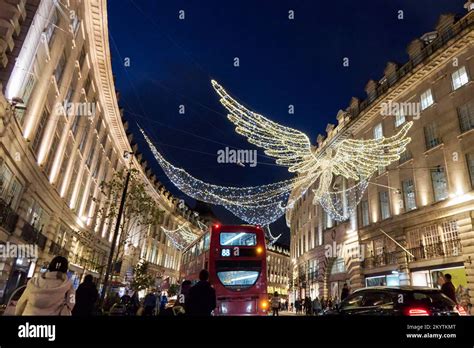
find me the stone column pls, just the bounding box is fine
[459,211,474,302]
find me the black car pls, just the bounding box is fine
[326,286,467,316]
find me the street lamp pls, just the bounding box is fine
[98,151,134,307]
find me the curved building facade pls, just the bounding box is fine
[0,0,204,302]
[288,7,474,309]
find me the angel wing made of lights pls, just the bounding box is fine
[212,79,413,200]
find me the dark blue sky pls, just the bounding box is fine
[108,0,466,244]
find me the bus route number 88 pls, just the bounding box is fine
[221,247,239,257]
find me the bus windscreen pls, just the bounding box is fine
[217,270,259,290]
[220,232,256,246]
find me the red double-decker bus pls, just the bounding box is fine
[180,224,268,316]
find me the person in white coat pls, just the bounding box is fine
[15,256,75,316]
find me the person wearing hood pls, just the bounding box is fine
[15,256,75,316]
[72,274,98,316]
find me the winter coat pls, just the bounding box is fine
[186,281,216,316]
[71,281,98,316]
[15,271,75,316]
[271,296,281,309]
[144,293,157,308]
[441,281,457,303]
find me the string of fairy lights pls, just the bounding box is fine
[140,80,413,237]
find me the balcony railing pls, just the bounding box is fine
[0,198,19,234]
[408,239,462,262]
[21,223,47,250]
[362,250,399,269]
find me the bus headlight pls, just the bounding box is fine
[260,300,269,311]
[256,246,263,254]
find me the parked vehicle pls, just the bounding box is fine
[1,285,27,316]
[325,286,467,316]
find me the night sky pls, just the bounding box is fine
[107,0,466,245]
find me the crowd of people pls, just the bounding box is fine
[11,256,472,317]
[13,256,217,317]
[290,283,351,316]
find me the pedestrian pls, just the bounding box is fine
[72,274,98,316]
[341,283,350,301]
[143,291,157,316]
[271,291,281,316]
[159,292,168,313]
[305,297,312,315]
[15,256,75,316]
[186,269,216,316]
[173,280,192,315]
[312,297,322,315]
[103,292,120,313]
[441,273,457,303]
[295,299,301,314]
[284,299,289,311]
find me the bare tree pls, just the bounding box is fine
[94,168,163,280]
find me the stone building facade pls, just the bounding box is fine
[288,6,474,309]
[0,0,203,302]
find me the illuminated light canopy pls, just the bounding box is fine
[160,223,201,251]
[211,80,413,221]
[140,81,413,226]
[140,127,298,226]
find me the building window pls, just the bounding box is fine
[15,72,37,125]
[361,200,369,227]
[467,153,474,189]
[373,123,383,140]
[86,138,96,168]
[0,164,23,209]
[420,89,434,110]
[58,138,72,193]
[424,122,441,150]
[79,123,90,154]
[78,47,86,69]
[44,9,58,45]
[71,13,80,36]
[399,149,412,164]
[44,120,65,177]
[452,66,469,91]
[379,191,390,220]
[66,160,80,204]
[458,99,474,133]
[402,179,416,211]
[430,167,448,202]
[31,108,50,156]
[54,53,66,86]
[394,107,406,127]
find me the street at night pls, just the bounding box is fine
[1,0,474,346]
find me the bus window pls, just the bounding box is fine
[203,233,210,251]
[217,270,259,291]
[220,232,257,246]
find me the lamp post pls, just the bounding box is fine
[99,151,133,307]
